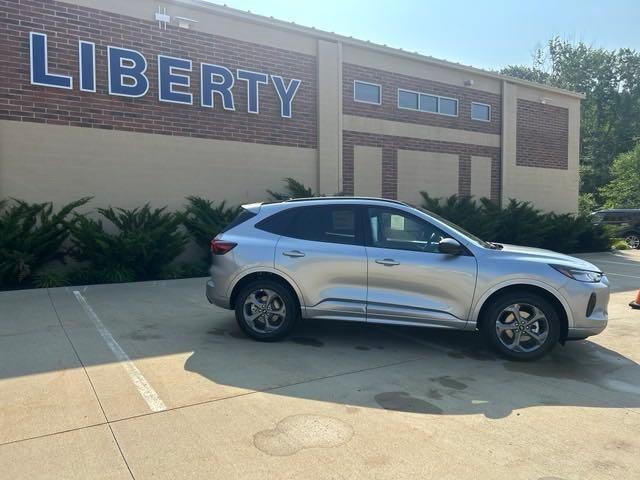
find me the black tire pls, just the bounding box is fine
[481,292,561,361]
[234,279,299,341]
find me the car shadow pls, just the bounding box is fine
[184,314,640,419]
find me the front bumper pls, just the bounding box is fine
[206,278,231,309]
[562,275,610,340]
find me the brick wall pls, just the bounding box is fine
[0,0,317,148]
[342,131,501,202]
[516,99,568,169]
[343,63,501,135]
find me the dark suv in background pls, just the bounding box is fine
[590,209,640,249]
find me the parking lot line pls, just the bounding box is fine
[72,290,167,413]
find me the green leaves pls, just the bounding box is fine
[0,197,91,288]
[599,143,640,209]
[267,177,316,200]
[421,194,610,253]
[69,204,188,282]
[500,38,640,198]
[182,197,241,252]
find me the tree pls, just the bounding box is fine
[599,142,640,208]
[501,38,640,197]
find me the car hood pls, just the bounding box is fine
[496,244,602,272]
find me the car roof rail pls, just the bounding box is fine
[283,196,409,206]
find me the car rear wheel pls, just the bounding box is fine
[235,279,298,341]
[481,292,561,361]
[624,232,640,249]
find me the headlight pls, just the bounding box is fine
[550,264,603,283]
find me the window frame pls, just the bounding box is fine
[364,206,454,254]
[471,102,491,122]
[353,80,382,105]
[397,88,458,117]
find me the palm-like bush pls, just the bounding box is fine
[182,196,241,251]
[0,197,90,287]
[69,204,187,283]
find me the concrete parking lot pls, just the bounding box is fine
[1,250,639,480]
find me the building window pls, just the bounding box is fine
[419,94,438,113]
[471,102,491,122]
[398,90,418,109]
[397,89,458,116]
[354,80,381,105]
[439,97,458,116]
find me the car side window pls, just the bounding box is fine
[287,205,361,245]
[255,208,298,235]
[367,207,449,253]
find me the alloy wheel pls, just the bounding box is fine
[495,303,550,353]
[242,288,287,334]
[624,234,640,249]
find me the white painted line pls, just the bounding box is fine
[73,290,167,412]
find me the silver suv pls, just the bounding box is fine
[206,197,609,360]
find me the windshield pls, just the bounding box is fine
[413,206,494,249]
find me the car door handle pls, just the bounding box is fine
[282,250,306,258]
[375,258,400,266]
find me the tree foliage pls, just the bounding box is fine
[599,142,640,208]
[501,38,640,197]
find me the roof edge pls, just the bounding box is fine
[171,0,585,100]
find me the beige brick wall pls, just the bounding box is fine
[397,151,458,205]
[0,121,317,209]
[353,146,382,197]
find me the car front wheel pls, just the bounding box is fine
[481,292,561,361]
[235,279,298,341]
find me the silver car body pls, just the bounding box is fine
[206,198,609,340]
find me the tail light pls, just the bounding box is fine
[210,239,237,255]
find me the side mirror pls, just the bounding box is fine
[438,237,462,255]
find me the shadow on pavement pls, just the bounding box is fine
[183,315,640,419]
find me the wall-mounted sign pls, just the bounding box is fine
[29,32,302,118]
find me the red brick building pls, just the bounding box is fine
[0,0,583,213]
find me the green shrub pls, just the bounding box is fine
[267,177,316,200]
[33,270,71,288]
[421,194,611,253]
[182,196,241,252]
[0,197,90,288]
[611,239,629,250]
[69,204,187,284]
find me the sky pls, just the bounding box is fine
[203,0,640,71]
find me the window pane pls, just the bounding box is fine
[354,81,380,104]
[419,94,438,113]
[255,208,297,235]
[471,103,490,121]
[368,208,447,253]
[291,206,358,245]
[398,90,418,109]
[439,97,458,116]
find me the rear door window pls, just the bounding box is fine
[287,205,362,245]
